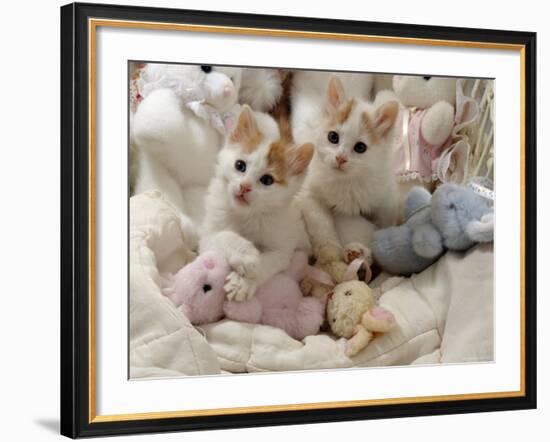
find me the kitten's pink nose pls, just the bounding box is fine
[239,183,252,194]
[336,155,348,166]
[223,85,233,97]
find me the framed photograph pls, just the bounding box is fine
[60,2,536,438]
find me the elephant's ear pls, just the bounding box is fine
[465,212,494,242]
[404,187,432,219]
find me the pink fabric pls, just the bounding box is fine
[395,108,450,182]
[392,80,479,184]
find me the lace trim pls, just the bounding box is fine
[467,178,494,201]
[396,171,438,183]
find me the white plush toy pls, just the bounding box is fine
[239,68,284,112]
[372,73,393,97]
[379,75,479,186]
[131,64,243,223]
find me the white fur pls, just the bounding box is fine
[239,68,283,112]
[139,64,242,112]
[421,100,455,145]
[392,75,457,147]
[291,71,374,146]
[200,110,311,301]
[393,75,456,108]
[132,64,242,222]
[296,87,398,254]
[372,74,394,97]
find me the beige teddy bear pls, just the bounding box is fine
[301,243,371,304]
[327,280,396,357]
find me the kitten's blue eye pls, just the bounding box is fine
[201,65,212,73]
[235,160,246,172]
[423,76,432,81]
[354,142,367,154]
[327,131,339,144]
[260,174,274,186]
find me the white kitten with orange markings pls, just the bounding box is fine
[200,105,314,301]
[297,76,400,261]
[291,71,373,149]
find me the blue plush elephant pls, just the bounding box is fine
[372,184,494,276]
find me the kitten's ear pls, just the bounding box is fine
[230,105,262,150]
[374,100,399,136]
[326,76,346,115]
[289,143,314,176]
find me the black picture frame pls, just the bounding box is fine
[60,2,537,438]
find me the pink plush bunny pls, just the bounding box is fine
[163,251,325,340]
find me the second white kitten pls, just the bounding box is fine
[296,76,400,260]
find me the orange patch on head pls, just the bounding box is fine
[267,141,289,184]
[230,105,263,153]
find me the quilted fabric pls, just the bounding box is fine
[129,191,494,378]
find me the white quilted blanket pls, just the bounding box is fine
[130,191,494,378]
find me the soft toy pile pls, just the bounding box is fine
[300,243,372,304]
[162,247,396,351]
[130,65,492,361]
[162,182,493,350]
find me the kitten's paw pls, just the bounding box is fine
[344,242,373,265]
[228,249,260,279]
[225,272,257,302]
